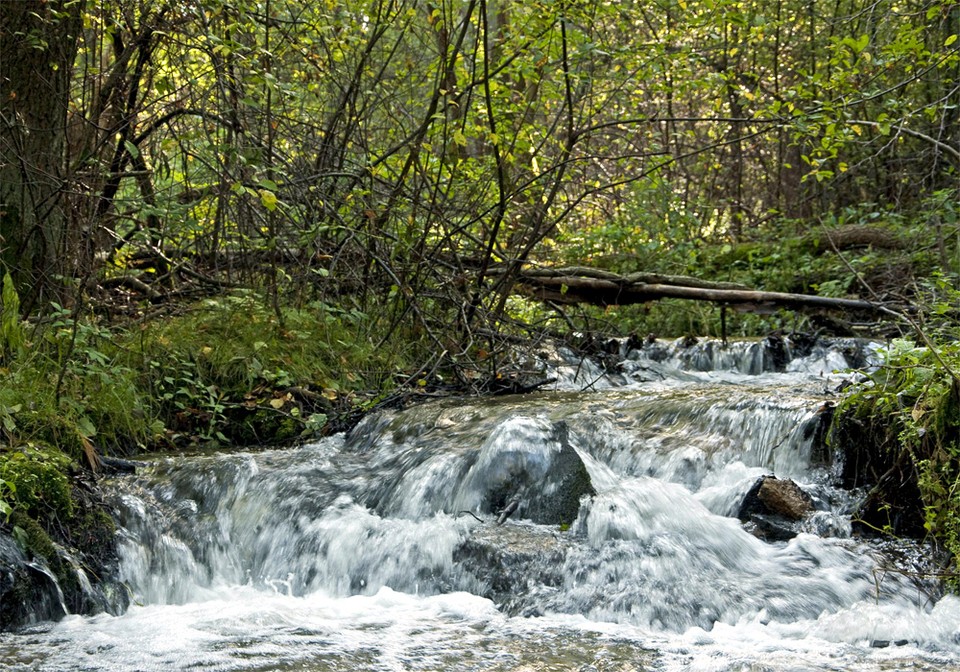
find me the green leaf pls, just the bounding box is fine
[259,189,278,211]
[77,416,97,438]
[123,140,140,159]
[12,525,28,549]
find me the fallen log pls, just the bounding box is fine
[511,269,885,315]
[514,266,754,291]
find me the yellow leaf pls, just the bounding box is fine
[269,398,285,409]
[259,189,278,211]
[322,388,338,400]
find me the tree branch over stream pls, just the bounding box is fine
[500,266,897,316]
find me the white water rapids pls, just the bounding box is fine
[2,338,960,671]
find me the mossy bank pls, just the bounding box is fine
[0,291,438,631]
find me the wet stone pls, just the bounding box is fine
[738,475,814,541]
[453,522,571,614]
[0,534,66,629]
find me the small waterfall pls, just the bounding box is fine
[105,339,921,623]
[2,338,958,672]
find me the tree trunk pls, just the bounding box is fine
[0,1,84,311]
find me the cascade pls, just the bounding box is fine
[1,337,958,671]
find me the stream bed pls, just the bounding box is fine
[2,338,959,671]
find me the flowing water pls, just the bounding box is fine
[3,338,960,671]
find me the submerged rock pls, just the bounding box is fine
[466,421,596,527]
[522,423,596,526]
[453,522,571,614]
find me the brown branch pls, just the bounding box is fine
[133,108,240,146]
[511,269,893,316]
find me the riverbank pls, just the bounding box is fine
[1,323,956,631]
[3,334,959,671]
[0,292,433,628]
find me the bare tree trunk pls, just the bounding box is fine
[0,0,84,311]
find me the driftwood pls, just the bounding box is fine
[503,266,886,315]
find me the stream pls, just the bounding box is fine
[2,337,960,671]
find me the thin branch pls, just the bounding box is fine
[133,108,239,146]
[847,119,960,163]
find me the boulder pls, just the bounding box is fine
[738,476,814,541]
[472,421,596,527]
[524,423,596,526]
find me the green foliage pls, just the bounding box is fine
[39,0,954,345]
[128,290,424,445]
[837,332,960,587]
[44,305,157,449]
[0,294,161,467]
[0,446,74,522]
[0,477,14,523]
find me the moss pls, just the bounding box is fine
[0,446,74,522]
[10,510,57,562]
[67,506,117,569]
[7,511,79,600]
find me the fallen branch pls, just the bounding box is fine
[510,268,891,316]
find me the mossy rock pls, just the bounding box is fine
[2,472,127,627]
[0,532,68,629]
[0,446,74,522]
[9,510,57,562]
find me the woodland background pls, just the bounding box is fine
[1,0,960,574]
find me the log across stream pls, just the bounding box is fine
[503,266,900,328]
